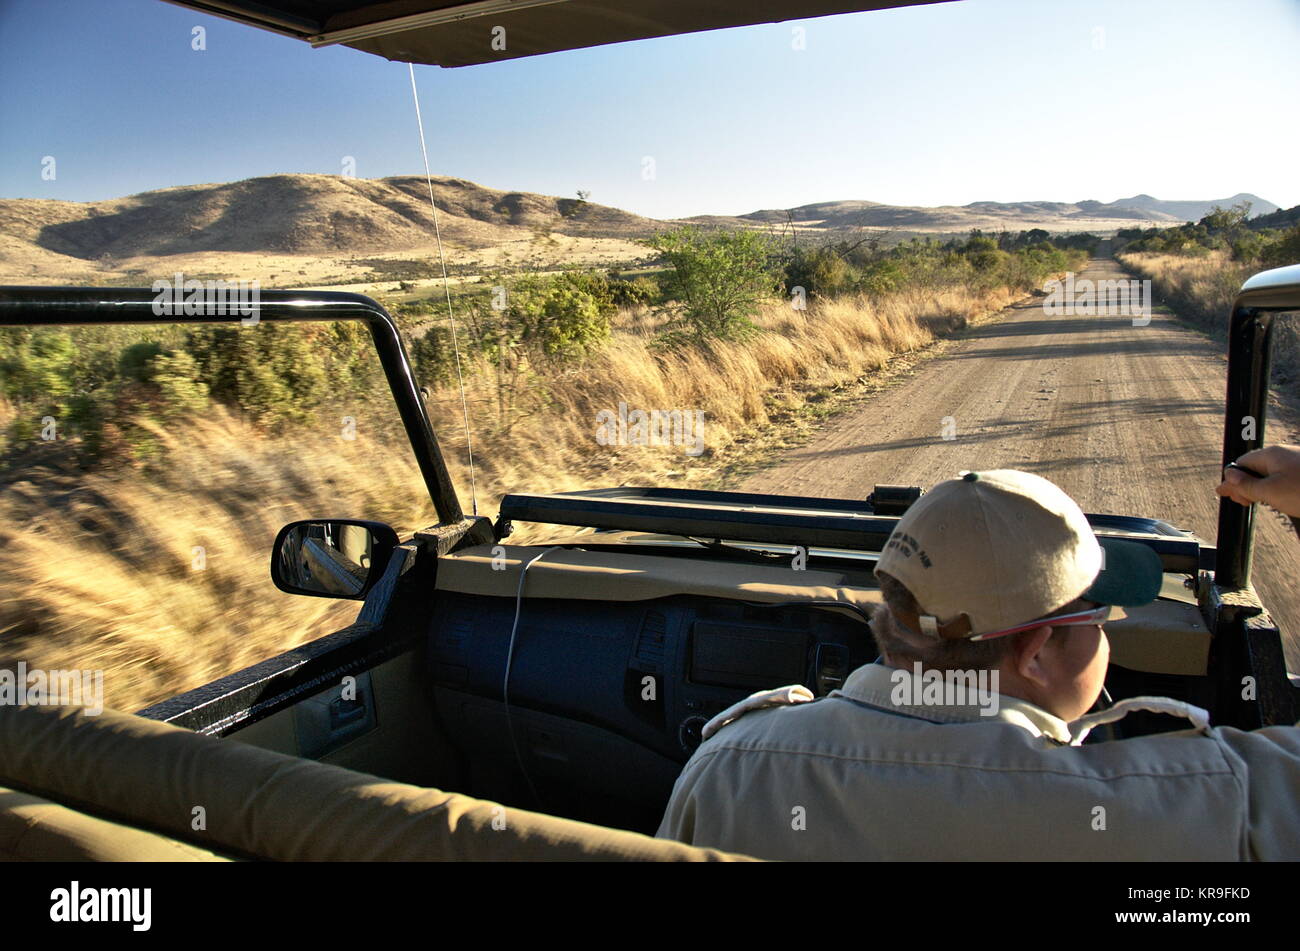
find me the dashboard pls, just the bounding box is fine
[426,587,875,831]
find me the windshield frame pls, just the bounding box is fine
[0,285,465,526]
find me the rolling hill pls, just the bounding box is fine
[0,174,659,261]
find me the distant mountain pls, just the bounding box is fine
[1081,193,1280,222]
[717,193,1280,231]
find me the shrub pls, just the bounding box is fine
[448,270,615,430]
[506,271,613,362]
[784,245,856,300]
[607,275,659,308]
[646,226,780,345]
[0,329,76,406]
[182,324,378,431]
[1261,226,1300,269]
[66,348,210,466]
[410,324,463,390]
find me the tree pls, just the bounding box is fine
[1202,202,1252,235]
[559,189,592,219]
[457,271,613,430]
[645,226,779,344]
[1261,225,1300,269]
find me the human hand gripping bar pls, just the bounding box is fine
[1224,461,1300,542]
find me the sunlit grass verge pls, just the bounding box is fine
[1118,250,1300,387]
[428,283,1026,501]
[0,409,431,712]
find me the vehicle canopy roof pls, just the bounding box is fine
[163,0,951,67]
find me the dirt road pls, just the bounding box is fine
[740,251,1300,667]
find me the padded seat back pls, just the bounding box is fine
[0,785,234,861]
[0,704,753,862]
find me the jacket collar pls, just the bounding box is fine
[835,662,1074,744]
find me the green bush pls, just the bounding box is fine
[858,258,910,297]
[1261,226,1300,269]
[442,270,616,428]
[410,324,463,390]
[607,275,659,308]
[776,230,1084,303]
[645,226,780,345]
[505,271,613,362]
[0,329,76,407]
[1231,232,1266,263]
[0,319,390,463]
[62,347,210,466]
[785,245,856,299]
[182,323,378,431]
[1118,202,1293,258]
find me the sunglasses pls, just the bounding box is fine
[969,604,1112,642]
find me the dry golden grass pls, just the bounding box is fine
[0,409,433,712]
[1118,250,1249,325]
[1119,250,1300,383]
[426,284,1008,494]
[0,279,1032,713]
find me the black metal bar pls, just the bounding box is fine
[565,485,1196,537]
[1216,305,1274,590]
[0,286,465,525]
[499,489,1205,570]
[501,491,901,550]
[572,485,897,514]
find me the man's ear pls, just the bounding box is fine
[1009,625,1054,687]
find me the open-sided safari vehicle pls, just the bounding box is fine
[1,1,1298,862]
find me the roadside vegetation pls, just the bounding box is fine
[1116,203,1300,387]
[0,226,1088,711]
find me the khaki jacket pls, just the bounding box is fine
[656,663,1300,860]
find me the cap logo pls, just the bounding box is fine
[885,531,931,568]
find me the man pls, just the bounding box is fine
[657,468,1300,860]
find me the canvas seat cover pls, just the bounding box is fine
[0,703,752,862]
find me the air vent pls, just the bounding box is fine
[634,610,668,672]
[627,610,668,730]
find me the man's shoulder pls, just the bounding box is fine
[692,690,919,763]
[693,690,1247,780]
[698,666,927,747]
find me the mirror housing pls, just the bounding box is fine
[1235,262,1300,309]
[271,519,400,600]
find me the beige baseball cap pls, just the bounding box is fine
[874,469,1163,640]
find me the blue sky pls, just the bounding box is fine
[1,0,1298,219]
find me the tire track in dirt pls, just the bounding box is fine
[740,250,1300,668]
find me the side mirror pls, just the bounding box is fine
[270,519,400,600]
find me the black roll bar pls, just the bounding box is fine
[1215,266,1300,590]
